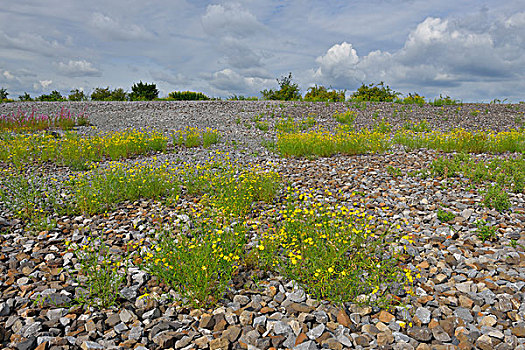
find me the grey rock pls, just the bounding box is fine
[478,289,497,304]
[46,308,66,320]
[114,322,128,334]
[36,336,54,345]
[313,310,328,323]
[15,337,36,350]
[80,341,105,350]
[454,307,474,322]
[128,326,143,340]
[393,343,414,350]
[287,289,306,303]
[273,321,292,335]
[407,326,432,342]
[294,340,319,350]
[392,331,411,343]
[119,286,138,300]
[175,336,192,349]
[307,323,325,340]
[414,307,431,324]
[253,315,267,329]
[0,302,10,316]
[20,322,42,338]
[233,294,250,306]
[432,325,451,342]
[143,308,161,319]
[41,293,71,307]
[119,308,137,323]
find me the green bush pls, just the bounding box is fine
[304,85,345,102]
[18,92,33,101]
[90,87,111,101]
[91,87,128,101]
[68,89,88,101]
[0,88,8,100]
[37,90,65,102]
[228,95,258,101]
[129,81,158,101]
[109,88,128,101]
[483,184,511,212]
[168,91,210,101]
[396,93,425,106]
[261,73,301,101]
[351,82,399,102]
[429,94,461,106]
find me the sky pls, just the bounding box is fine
[1,0,525,102]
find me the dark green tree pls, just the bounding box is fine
[110,88,128,101]
[38,90,64,101]
[0,88,8,100]
[129,81,159,101]
[91,87,112,101]
[68,89,88,101]
[261,73,301,101]
[18,92,32,101]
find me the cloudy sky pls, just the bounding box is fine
[1,0,524,102]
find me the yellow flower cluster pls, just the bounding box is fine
[0,129,167,166]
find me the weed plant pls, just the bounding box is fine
[428,154,524,193]
[172,127,220,148]
[181,161,281,217]
[371,119,392,133]
[0,167,68,228]
[0,129,167,170]
[254,190,409,307]
[483,184,511,212]
[475,220,497,242]
[402,120,432,132]
[67,236,129,308]
[437,208,455,222]
[386,166,402,177]
[255,121,269,132]
[394,128,525,153]
[69,161,181,215]
[139,217,246,307]
[0,107,88,132]
[429,95,461,106]
[277,128,391,158]
[395,93,425,106]
[333,110,357,125]
[275,117,314,133]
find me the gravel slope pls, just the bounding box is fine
[0,101,524,350]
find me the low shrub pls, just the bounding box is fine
[168,91,210,101]
[350,82,399,102]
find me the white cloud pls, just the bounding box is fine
[201,3,266,71]
[150,70,187,86]
[0,31,64,57]
[314,42,363,85]
[58,60,101,77]
[33,80,53,91]
[209,68,271,95]
[313,12,525,98]
[202,3,263,38]
[3,71,14,80]
[2,1,525,101]
[89,12,153,41]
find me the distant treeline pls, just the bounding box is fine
[1,74,472,105]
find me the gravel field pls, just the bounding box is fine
[0,101,524,350]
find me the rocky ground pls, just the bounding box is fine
[0,101,524,350]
